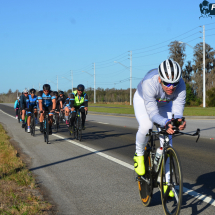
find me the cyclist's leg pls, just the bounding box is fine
[39,107,45,132]
[64,106,71,126]
[15,108,18,118]
[158,107,172,181]
[34,107,38,124]
[158,105,174,196]
[26,107,33,133]
[21,108,26,128]
[69,110,76,128]
[79,106,86,129]
[133,91,153,175]
[48,106,53,134]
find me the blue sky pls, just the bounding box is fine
[0,0,215,93]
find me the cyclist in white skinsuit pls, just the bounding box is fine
[133,59,186,197]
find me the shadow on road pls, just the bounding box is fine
[29,143,134,172]
[181,171,215,214]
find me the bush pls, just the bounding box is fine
[206,87,215,107]
[186,83,196,105]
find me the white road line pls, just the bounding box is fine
[1,108,215,207]
[97,122,109,124]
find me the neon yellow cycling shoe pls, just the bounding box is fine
[133,154,145,175]
[163,183,174,197]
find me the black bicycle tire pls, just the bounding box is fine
[160,147,183,215]
[56,114,59,132]
[138,149,153,207]
[18,109,20,123]
[46,116,49,144]
[73,120,76,139]
[32,114,35,136]
[30,117,33,136]
[43,119,46,142]
[78,116,82,141]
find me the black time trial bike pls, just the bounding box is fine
[136,117,200,215]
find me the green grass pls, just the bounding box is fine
[89,103,215,116]
[0,124,52,214]
[183,107,215,116]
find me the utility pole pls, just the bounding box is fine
[57,75,58,91]
[203,25,206,108]
[94,63,96,103]
[71,70,73,92]
[130,51,132,105]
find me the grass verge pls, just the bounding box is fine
[89,103,215,116]
[0,123,52,214]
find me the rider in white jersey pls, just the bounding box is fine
[133,59,186,197]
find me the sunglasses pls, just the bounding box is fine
[44,90,49,92]
[77,90,83,92]
[162,81,179,88]
[24,93,28,94]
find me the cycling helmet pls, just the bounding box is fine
[43,84,51,91]
[29,88,36,94]
[17,97,19,100]
[77,84,85,92]
[53,91,58,96]
[23,89,28,93]
[158,59,181,83]
[59,91,64,95]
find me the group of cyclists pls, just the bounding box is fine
[13,58,189,213]
[14,84,88,134]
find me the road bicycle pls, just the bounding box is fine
[59,109,65,123]
[136,117,200,215]
[30,112,36,136]
[69,107,86,141]
[17,108,21,123]
[41,111,50,144]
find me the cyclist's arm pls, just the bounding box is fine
[50,92,56,110]
[69,93,75,108]
[60,100,63,109]
[141,79,167,127]
[84,94,88,111]
[172,79,186,119]
[84,94,88,107]
[37,91,43,111]
[14,100,17,109]
[20,95,24,109]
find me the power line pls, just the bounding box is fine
[132,26,200,51]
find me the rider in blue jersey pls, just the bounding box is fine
[20,89,29,128]
[26,88,38,133]
[14,96,20,119]
[38,84,56,134]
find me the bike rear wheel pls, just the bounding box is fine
[46,116,49,144]
[138,148,153,207]
[18,109,21,123]
[30,115,35,136]
[78,116,82,141]
[160,147,183,215]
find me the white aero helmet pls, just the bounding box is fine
[158,59,181,83]
[23,89,28,93]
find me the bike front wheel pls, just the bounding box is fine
[160,147,183,215]
[138,149,153,207]
[30,116,35,136]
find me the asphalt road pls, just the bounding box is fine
[0,103,215,215]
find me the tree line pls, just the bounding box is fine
[1,41,215,106]
[169,41,215,106]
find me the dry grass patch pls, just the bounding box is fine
[0,124,52,214]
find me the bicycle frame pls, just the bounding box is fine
[140,127,200,186]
